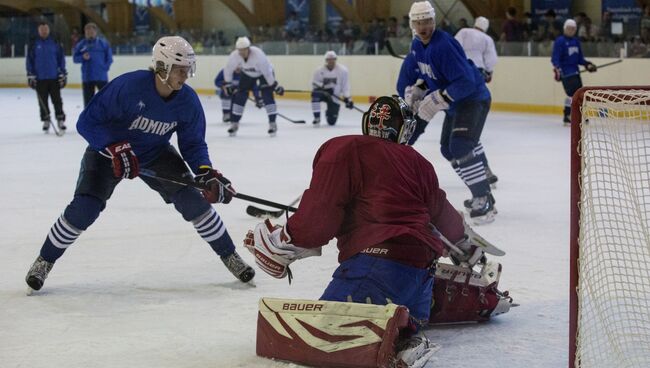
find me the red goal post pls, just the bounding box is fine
[570,86,650,368]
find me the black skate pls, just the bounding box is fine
[486,167,498,189]
[312,117,321,126]
[464,193,497,211]
[42,120,51,133]
[268,122,277,137]
[221,252,255,283]
[57,120,67,131]
[227,122,239,137]
[25,256,54,292]
[563,114,571,127]
[469,194,497,225]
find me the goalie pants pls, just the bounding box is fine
[231,74,276,123]
[35,79,65,122]
[38,145,236,263]
[320,254,434,329]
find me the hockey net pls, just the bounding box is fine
[570,86,650,368]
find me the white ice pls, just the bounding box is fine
[0,88,569,368]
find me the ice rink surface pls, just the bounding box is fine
[0,88,570,367]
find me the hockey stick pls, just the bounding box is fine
[35,92,63,137]
[139,169,299,212]
[284,89,366,113]
[384,39,405,60]
[246,195,301,218]
[246,96,305,124]
[561,59,623,79]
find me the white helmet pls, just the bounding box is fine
[409,1,436,30]
[474,16,489,32]
[152,36,196,81]
[564,19,577,30]
[235,36,251,49]
[324,50,337,60]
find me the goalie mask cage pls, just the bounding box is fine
[570,86,650,368]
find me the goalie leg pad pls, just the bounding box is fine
[429,261,513,324]
[256,297,410,368]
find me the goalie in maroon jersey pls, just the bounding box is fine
[244,96,512,367]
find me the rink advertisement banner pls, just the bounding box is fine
[602,0,642,22]
[133,6,150,34]
[531,0,571,19]
[286,0,310,22]
[326,0,353,26]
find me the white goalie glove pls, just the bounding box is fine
[417,90,450,122]
[244,219,321,279]
[404,79,427,112]
[431,215,504,267]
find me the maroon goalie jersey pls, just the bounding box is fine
[286,135,464,268]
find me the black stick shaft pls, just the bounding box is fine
[284,89,365,113]
[139,169,298,211]
[246,96,305,124]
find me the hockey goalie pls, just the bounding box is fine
[243,96,513,367]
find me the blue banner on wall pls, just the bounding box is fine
[326,0,353,27]
[602,0,642,22]
[531,0,571,20]
[286,0,310,23]
[133,6,150,34]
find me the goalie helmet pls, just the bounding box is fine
[409,1,436,29]
[152,36,196,82]
[362,95,416,145]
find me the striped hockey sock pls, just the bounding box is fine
[192,208,235,257]
[41,215,83,262]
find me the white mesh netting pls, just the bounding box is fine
[576,89,650,368]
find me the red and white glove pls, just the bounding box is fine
[417,90,450,122]
[244,219,321,279]
[101,141,139,179]
[195,166,235,204]
[553,67,562,81]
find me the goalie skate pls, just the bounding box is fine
[394,336,440,368]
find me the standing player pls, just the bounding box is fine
[244,96,488,366]
[404,1,496,223]
[26,21,67,133]
[552,19,597,125]
[310,51,354,126]
[222,36,284,136]
[73,22,113,107]
[214,67,261,123]
[455,16,497,83]
[24,36,255,293]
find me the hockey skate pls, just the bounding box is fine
[464,192,497,212]
[393,335,440,368]
[486,167,498,189]
[312,117,321,127]
[25,256,54,292]
[268,122,277,137]
[468,194,497,225]
[221,252,255,283]
[222,112,231,123]
[42,120,51,133]
[227,122,239,137]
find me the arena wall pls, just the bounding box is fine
[2,55,648,114]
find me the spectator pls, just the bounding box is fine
[578,17,599,42]
[522,11,538,40]
[599,11,614,42]
[641,5,650,33]
[629,35,647,58]
[439,18,457,35]
[70,27,80,52]
[458,18,469,30]
[538,9,562,41]
[285,11,303,41]
[500,7,521,42]
[640,26,650,46]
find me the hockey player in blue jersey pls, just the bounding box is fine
[25,21,67,133]
[402,1,496,223]
[25,36,255,293]
[396,52,429,145]
[552,19,597,125]
[214,68,261,123]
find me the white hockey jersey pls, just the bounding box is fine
[454,28,498,72]
[224,46,276,85]
[311,64,351,100]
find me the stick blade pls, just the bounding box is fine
[246,205,285,218]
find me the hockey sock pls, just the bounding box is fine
[454,152,490,198]
[311,100,321,118]
[192,208,235,257]
[231,103,244,123]
[40,215,83,263]
[474,142,489,167]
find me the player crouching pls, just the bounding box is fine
[243,96,513,367]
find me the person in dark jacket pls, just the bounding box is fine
[26,21,67,133]
[73,22,113,106]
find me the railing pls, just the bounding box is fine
[1,38,644,58]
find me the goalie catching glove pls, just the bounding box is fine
[195,166,234,204]
[244,219,321,280]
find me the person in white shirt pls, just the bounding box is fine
[454,16,498,83]
[310,51,354,126]
[221,36,284,136]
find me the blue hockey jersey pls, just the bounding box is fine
[396,51,421,98]
[25,37,66,80]
[77,70,211,173]
[73,37,113,82]
[551,35,588,76]
[410,30,490,110]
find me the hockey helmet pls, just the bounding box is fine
[474,16,489,32]
[362,96,416,145]
[235,36,251,49]
[152,36,196,81]
[324,50,337,60]
[409,1,436,27]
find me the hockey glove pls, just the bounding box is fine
[58,73,67,88]
[553,67,562,81]
[244,219,321,279]
[449,235,485,267]
[27,75,37,89]
[480,68,493,83]
[585,62,597,73]
[417,90,450,122]
[222,83,236,97]
[404,79,427,109]
[101,141,140,179]
[344,97,354,109]
[195,166,235,204]
[272,82,285,96]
